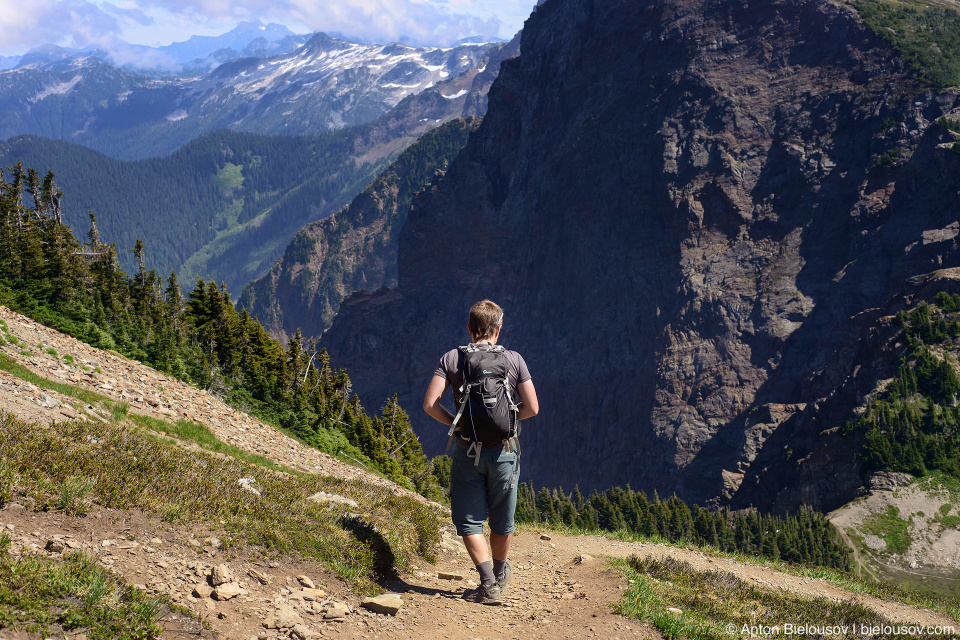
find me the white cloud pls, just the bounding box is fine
[0,0,121,54]
[0,0,531,56]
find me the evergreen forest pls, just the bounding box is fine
[512,483,852,570]
[0,128,386,295]
[0,161,439,497]
[847,293,960,478]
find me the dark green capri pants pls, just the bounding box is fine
[450,441,518,536]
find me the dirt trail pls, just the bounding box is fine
[0,305,957,639]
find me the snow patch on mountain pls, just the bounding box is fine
[30,74,82,103]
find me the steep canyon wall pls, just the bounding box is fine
[321,0,960,509]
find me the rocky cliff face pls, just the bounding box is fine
[321,0,960,508]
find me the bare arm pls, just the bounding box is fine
[423,374,454,425]
[516,379,539,420]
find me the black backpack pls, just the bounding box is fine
[445,343,521,482]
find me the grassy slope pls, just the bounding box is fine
[0,346,442,635]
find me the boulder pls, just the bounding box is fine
[210,563,231,586]
[192,583,212,599]
[211,583,241,601]
[44,538,65,553]
[263,606,301,629]
[296,574,316,588]
[360,594,403,615]
[290,624,317,640]
[307,492,358,508]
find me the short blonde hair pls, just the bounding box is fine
[468,299,503,341]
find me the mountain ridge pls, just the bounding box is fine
[319,0,960,507]
[0,33,502,160]
[0,35,515,294]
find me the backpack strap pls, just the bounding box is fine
[445,346,477,456]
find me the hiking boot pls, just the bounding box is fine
[462,582,502,605]
[496,558,513,595]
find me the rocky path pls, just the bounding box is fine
[0,305,957,639]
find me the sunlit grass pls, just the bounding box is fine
[0,533,163,639]
[615,555,895,639]
[0,414,442,591]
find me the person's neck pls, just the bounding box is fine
[473,336,498,345]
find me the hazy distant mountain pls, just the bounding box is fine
[0,33,498,159]
[4,21,303,76]
[0,35,516,295]
[159,21,299,64]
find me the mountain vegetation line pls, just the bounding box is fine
[0,160,440,498]
[845,293,960,479]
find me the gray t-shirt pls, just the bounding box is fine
[434,343,532,406]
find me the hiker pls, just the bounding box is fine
[423,299,539,605]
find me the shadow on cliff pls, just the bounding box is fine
[685,118,960,512]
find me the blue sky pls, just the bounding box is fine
[0,0,534,57]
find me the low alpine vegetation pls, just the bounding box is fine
[851,0,960,90]
[0,533,163,639]
[616,555,894,640]
[0,414,442,589]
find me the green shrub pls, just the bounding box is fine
[853,0,960,89]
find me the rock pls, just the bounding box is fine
[41,394,61,408]
[248,569,273,584]
[204,536,221,548]
[306,492,359,508]
[437,572,463,580]
[211,583,241,601]
[45,539,65,553]
[360,594,403,615]
[300,587,326,600]
[539,534,551,541]
[324,602,351,619]
[666,607,683,615]
[263,606,301,629]
[210,563,231,586]
[290,624,317,640]
[150,537,163,545]
[296,574,316,589]
[868,472,915,493]
[238,477,261,496]
[316,0,960,514]
[192,583,213,599]
[574,554,594,564]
